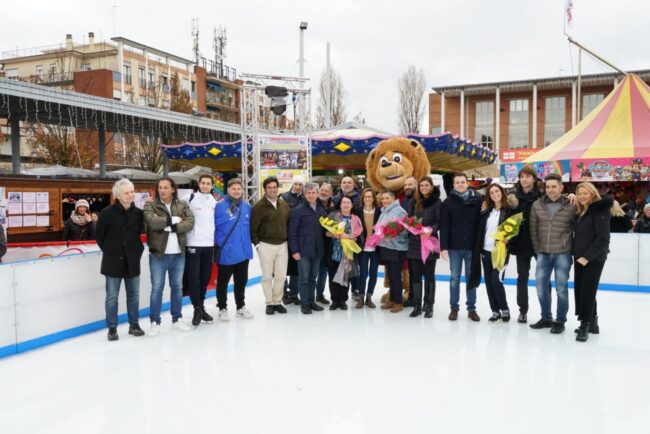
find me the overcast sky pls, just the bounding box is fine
[2,0,649,135]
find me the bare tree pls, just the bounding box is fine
[316,67,347,128]
[397,65,427,134]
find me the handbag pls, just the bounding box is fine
[214,206,242,263]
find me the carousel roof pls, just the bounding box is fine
[524,73,650,162]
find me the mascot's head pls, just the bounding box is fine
[366,137,431,193]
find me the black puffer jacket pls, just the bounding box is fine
[572,197,612,263]
[406,188,441,262]
[280,190,305,209]
[62,218,94,241]
[610,215,632,233]
[506,185,542,257]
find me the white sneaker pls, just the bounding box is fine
[218,309,230,322]
[237,306,254,319]
[148,323,159,337]
[172,320,192,332]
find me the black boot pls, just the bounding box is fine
[424,282,435,318]
[576,321,589,342]
[589,316,600,334]
[409,283,423,317]
[192,306,203,327]
[107,327,118,341]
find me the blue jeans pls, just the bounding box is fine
[358,250,379,296]
[449,249,477,311]
[105,276,140,328]
[298,255,321,306]
[149,253,185,324]
[316,255,328,297]
[535,252,572,322]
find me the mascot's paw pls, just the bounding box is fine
[381,292,390,304]
[402,289,410,302]
[366,137,431,193]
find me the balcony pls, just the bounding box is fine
[16,72,74,85]
[199,57,237,82]
[206,91,238,111]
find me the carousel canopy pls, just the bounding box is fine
[162,122,497,172]
[524,73,650,163]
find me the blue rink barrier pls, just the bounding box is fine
[0,234,648,359]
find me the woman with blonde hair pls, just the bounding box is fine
[609,200,633,233]
[572,182,612,342]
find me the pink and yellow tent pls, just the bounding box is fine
[524,73,650,182]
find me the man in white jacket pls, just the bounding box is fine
[186,174,218,327]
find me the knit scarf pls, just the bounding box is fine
[70,211,89,226]
[453,190,471,201]
[226,194,241,215]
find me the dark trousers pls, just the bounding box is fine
[574,260,605,321]
[482,250,509,312]
[358,250,379,296]
[515,254,551,314]
[411,258,437,287]
[328,260,350,303]
[216,260,249,310]
[316,255,328,298]
[298,255,321,306]
[384,249,405,304]
[186,246,214,307]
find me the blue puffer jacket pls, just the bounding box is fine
[214,197,253,265]
[377,200,409,251]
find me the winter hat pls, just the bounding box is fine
[292,175,306,185]
[75,199,90,209]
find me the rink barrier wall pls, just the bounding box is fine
[0,234,648,360]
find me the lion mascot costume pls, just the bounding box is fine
[365,137,431,304]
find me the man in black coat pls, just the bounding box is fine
[440,173,483,322]
[95,178,145,341]
[280,175,306,304]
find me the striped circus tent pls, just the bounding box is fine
[524,73,650,162]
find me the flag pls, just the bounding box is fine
[566,0,574,27]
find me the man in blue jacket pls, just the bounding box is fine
[440,173,483,322]
[214,178,254,321]
[288,182,327,314]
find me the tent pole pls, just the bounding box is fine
[577,48,582,122]
[567,36,627,76]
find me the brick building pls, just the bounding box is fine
[429,70,650,162]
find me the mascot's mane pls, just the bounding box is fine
[365,137,431,194]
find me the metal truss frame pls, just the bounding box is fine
[239,73,311,203]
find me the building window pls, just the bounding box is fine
[508,99,529,149]
[544,96,566,146]
[474,101,494,149]
[49,63,57,80]
[35,65,44,79]
[80,63,92,71]
[5,68,18,80]
[148,71,155,88]
[123,63,132,85]
[582,93,604,119]
[138,67,146,88]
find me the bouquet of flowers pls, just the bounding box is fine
[319,217,361,260]
[490,212,524,271]
[365,219,405,248]
[399,216,440,263]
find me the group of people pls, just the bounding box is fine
[95,167,613,344]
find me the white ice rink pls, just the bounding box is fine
[0,281,649,434]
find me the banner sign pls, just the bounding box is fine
[500,160,571,184]
[571,157,650,182]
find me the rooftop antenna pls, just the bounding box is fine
[192,18,200,65]
[213,26,227,78]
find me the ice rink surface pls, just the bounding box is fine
[1,282,649,434]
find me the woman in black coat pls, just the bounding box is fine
[572,182,612,343]
[609,200,632,233]
[406,176,441,318]
[470,183,518,322]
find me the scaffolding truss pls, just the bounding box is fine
[239,73,311,203]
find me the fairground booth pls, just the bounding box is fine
[500,73,650,211]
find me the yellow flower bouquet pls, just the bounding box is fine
[319,216,361,260]
[490,212,524,271]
